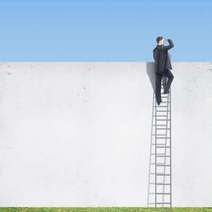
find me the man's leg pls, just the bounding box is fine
[164,69,174,93]
[155,73,162,105]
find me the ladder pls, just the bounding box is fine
[147,77,172,208]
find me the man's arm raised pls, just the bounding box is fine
[164,39,174,50]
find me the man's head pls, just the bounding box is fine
[156,36,164,46]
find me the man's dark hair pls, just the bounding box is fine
[156,36,163,44]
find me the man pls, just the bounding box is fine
[153,36,174,105]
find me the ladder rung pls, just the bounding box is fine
[156,105,170,107]
[154,143,171,145]
[161,94,169,96]
[152,134,167,136]
[152,143,171,146]
[156,117,170,118]
[152,173,171,176]
[155,113,169,115]
[156,110,170,112]
[155,119,171,121]
[152,144,170,147]
[154,114,170,116]
[150,193,171,195]
[151,154,170,157]
[155,137,171,139]
[150,183,171,185]
[154,124,167,126]
[156,128,171,130]
[154,139,171,141]
[154,115,168,117]
[156,146,171,148]
[157,193,171,195]
[152,137,169,139]
[156,101,171,104]
[155,100,171,102]
[148,202,171,205]
[155,103,169,105]
[156,112,169,114]
[151,163,171,167]
[155,99,168,102]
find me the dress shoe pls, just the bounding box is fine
[163,87,170,94]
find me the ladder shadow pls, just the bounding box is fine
[146,62,156,94]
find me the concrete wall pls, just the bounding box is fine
[0,62,212,207]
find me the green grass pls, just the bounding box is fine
[0,208,212,212]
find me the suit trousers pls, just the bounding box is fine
[155,69,174,105]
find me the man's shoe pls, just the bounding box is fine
[163,88,170,94]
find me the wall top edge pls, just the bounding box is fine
[0,61,211,64]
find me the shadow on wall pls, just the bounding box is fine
[146,62,156,93]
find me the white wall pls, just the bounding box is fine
[0,62,212,207]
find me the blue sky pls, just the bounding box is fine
[0,0,211,61]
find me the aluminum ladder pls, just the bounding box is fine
[147,77,172,208]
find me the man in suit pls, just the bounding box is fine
[153,36,174,105]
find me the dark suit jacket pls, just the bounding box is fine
[153,39,174,74]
